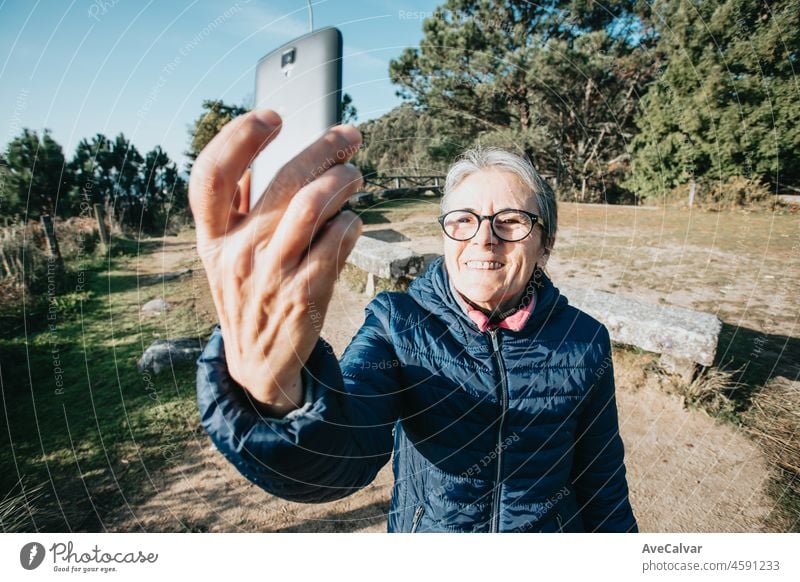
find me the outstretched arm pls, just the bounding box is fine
[189,109,404,502]
[197,291,402,503]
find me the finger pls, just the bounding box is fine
[251,124,362,215]
[234,169,251,214]
[189,109,282,241]
[301,210,363,298]
[270,163,363,262]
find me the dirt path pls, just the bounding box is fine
[104,231,782,532]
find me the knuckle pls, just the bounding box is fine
[324,128,352,156]
[291,196,321,225]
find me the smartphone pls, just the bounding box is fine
[250,27,343,209]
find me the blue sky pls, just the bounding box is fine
[0,0,441,170]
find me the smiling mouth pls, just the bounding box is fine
[465,260,504,270]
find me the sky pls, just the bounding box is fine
[0,0,442,171]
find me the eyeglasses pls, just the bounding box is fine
[438,209,542,242]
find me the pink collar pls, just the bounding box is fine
[448,280,536,333]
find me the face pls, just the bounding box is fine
[442,169,552,313]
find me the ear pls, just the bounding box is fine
[537,236,555,269]
[537,249,550,269]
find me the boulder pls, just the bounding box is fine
[141,298,170,313]
[137,338,204,374]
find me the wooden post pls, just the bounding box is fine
[688,179,696,208]
[394,176,401,189]
[40,215,62,263]
[94,203,109,247]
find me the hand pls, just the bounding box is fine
[189,110,363,415]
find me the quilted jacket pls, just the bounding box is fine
[196,256,638,533]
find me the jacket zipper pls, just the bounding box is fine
[488,329,508,533]
[410,505,425,533]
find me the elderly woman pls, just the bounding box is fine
[191,111,637,533]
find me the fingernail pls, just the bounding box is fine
[255,109,282,126]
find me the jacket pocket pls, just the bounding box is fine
[410,505,425,533]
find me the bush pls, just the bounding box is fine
[705,176,775,211]
[54,216,99,258]
[0,218,100,320]
[664,176,776,211]
[0,220,49,295]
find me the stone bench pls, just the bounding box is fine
[560,285,722,380]
[346,235,425,296]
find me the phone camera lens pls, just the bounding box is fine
[281,49,295,68]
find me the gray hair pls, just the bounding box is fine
[442,147,557,248]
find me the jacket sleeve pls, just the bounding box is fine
[196,293,402,503]
[570,328,638,532]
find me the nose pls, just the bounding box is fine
[471,216,497,246]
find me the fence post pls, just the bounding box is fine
[40,214,63,267]
[94,204,110,247]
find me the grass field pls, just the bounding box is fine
[0,236,211,531]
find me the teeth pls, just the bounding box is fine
[466,261,503,270]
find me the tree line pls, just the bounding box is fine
[0,129,187,232]
[3,0,796,221]
[365,0,798,205]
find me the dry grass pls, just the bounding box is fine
[0,478,47,533]
[742,377,800,530]
[744,378,800,476]
[682,366,745,416]
[0,217,101,320]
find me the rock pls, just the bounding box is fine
[362,229,411,243]
[137,338,204,374]
[560,285,722,370]
[160,268,192,281]
[659,354,698,383]
[141,268,192,285]
[142,298,170,313]
[349,192,374,207]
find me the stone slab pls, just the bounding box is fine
[347,236,424,279]
[560,285,722,367]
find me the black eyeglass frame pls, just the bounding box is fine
[437,209,543,242]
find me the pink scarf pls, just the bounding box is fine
[448,279,536,333]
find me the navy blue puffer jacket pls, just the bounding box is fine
[196,257,638,533]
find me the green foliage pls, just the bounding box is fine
[186,99,249,169]
[354,104,459,176]
[1,127,187,234]
[387,0,656,201]
[628,0,800,203]
[3,129,71,217]
[66,133,186,232]
[342,92,358,124]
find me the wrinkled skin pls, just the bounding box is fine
[443,169,552,314]
[189,110,363,415]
